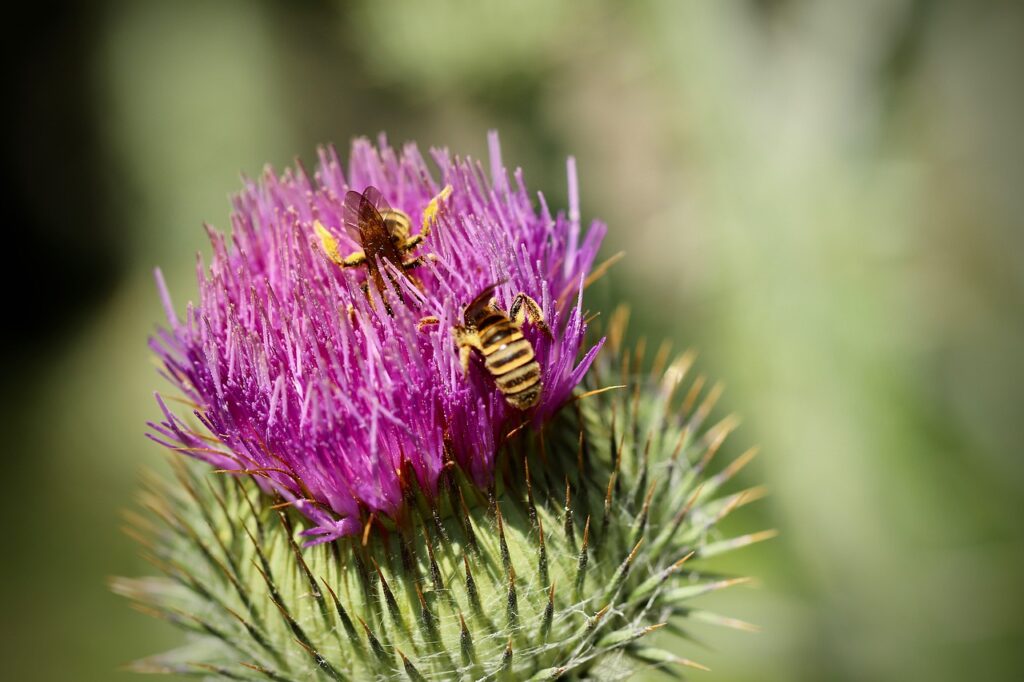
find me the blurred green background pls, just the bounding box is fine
[4,1,1023,680]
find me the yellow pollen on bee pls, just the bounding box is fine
[422,185,453,231]
[313,220,342,264]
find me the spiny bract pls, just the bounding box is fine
[116,310,771,680]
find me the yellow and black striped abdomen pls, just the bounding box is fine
[477,316,542,410]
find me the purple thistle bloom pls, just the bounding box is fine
[148,132,605,544]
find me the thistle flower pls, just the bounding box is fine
[120,134,769,680]
[148,132,604,543]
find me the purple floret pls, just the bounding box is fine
[148,132,606,543]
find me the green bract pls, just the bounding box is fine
[116,315,769,680]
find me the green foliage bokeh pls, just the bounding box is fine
[4,1,1024,680]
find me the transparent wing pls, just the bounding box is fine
[464,280,508,319]
[342,188,388,244]
[361,186,392,217]
[343,187,406,269]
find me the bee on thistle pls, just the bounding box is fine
[314,184,451,308]
[421,284,553,410]
[149,130,608,540]
[129,134,765,681]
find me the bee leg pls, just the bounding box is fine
[452,326,483,375]
[416,316,440,331]
[401,233,426,252]
[418,184,453,238]
[341,251,368,268]
[313,220,346,266]
[360,281,394,316]
[509,293,553,339]
[401,253,436,270]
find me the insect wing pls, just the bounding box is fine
[463,280,508,321]
[343,190,393,259]
[361,186,393,218]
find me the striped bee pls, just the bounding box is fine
[314,185,451,309]
[421,284,552,410]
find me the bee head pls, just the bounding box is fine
[381,209,412,242]
[464,281,507,324]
